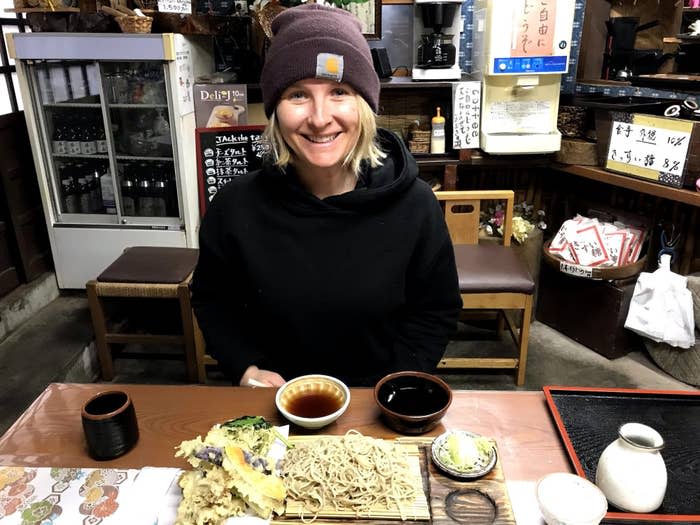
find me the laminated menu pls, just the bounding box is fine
[194,84,248,129]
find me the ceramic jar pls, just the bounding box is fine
[595,422,667,513]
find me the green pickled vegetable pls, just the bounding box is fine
[438,432,492,472]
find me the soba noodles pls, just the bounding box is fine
[282,430,416,522]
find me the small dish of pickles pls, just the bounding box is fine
[431,430,497,479]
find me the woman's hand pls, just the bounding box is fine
[240,365,286,387]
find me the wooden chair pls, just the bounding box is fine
[86,246,204,383]
[193,313,218,383]
[434,190,535,386]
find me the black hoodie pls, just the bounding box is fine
[191,129,461,386]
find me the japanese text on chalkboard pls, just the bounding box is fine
[452,81,481,149]
[197,127,266,214]
[607,120,691,177]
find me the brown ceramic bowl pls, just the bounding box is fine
[374,371,452,435]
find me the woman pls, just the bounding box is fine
[191,3,461,387]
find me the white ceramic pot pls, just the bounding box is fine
[595,422,667,513]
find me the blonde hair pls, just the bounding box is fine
[263,95,386,177]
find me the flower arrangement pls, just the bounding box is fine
[480,201,547,244]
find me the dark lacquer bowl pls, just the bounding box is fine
[374,371,452,435]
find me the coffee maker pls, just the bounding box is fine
[412,0,464,80]
[472,0,575,154]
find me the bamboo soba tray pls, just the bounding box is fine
[277,436,515,525]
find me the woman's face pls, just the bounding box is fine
[275,78,360,173]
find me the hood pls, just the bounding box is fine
[261,128,419,216]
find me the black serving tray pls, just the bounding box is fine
[543,386,700,523]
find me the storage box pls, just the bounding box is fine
[193,83,247,129]
[536,264,642,359]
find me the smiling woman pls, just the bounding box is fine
[191,3,461,389]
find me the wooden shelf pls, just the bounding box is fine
[379,76,476,89]
[553,164,700,207]
[4,7,79,12]
[415,152,552,168]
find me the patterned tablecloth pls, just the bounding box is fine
[0,466,182,525]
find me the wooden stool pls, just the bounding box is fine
[86,246,201,383]
[193,313,218,383]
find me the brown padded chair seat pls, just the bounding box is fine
[454,244,535,294]
[97,247,200,284]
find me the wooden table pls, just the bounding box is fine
[0,383,570,481]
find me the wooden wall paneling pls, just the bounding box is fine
[0,112,53,283]
[577,0,612,81]
[608,0,683,73]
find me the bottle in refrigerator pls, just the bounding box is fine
[61,178,80,214]
[79,116,97,155]
[87,167,104,212]
[95,121,108,154]
[120,165,137,216]
[66,116,82,155]
[52,120,67,155]
[163,164,178,217]
[100,168,117,215]
[152,176,167,217]
[138,177,155,216]
[153,108,170,137]
[77,177,91,213]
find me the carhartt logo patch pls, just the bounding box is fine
[316,53,344,82]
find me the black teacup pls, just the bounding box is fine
[81,390,139,460]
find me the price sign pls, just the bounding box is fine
[606,113,694,188]
[559,262,595,279]
[158,0,191,14]
[452,81,481,149]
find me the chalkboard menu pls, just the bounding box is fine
[195,125,266,215]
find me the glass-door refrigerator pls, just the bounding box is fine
[8,33,212,288]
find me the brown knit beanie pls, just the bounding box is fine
[260,3,380,117]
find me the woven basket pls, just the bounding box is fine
[557,105,588,138]
[411,130,431,141]
[542,240,647,281]
[409,141,429,154]
[253,0,286,39]
[116,15,153,33]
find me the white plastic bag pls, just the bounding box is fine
[624,254,696,349]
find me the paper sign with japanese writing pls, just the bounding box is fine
[486,100,552,134]
[512,0,557,57]
[158,0,191,14]
[174,35,194,114]
[606,114,693,188]
[452,81,481,149]
[559,262,594,279]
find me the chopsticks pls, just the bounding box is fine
[245,378,271,388]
